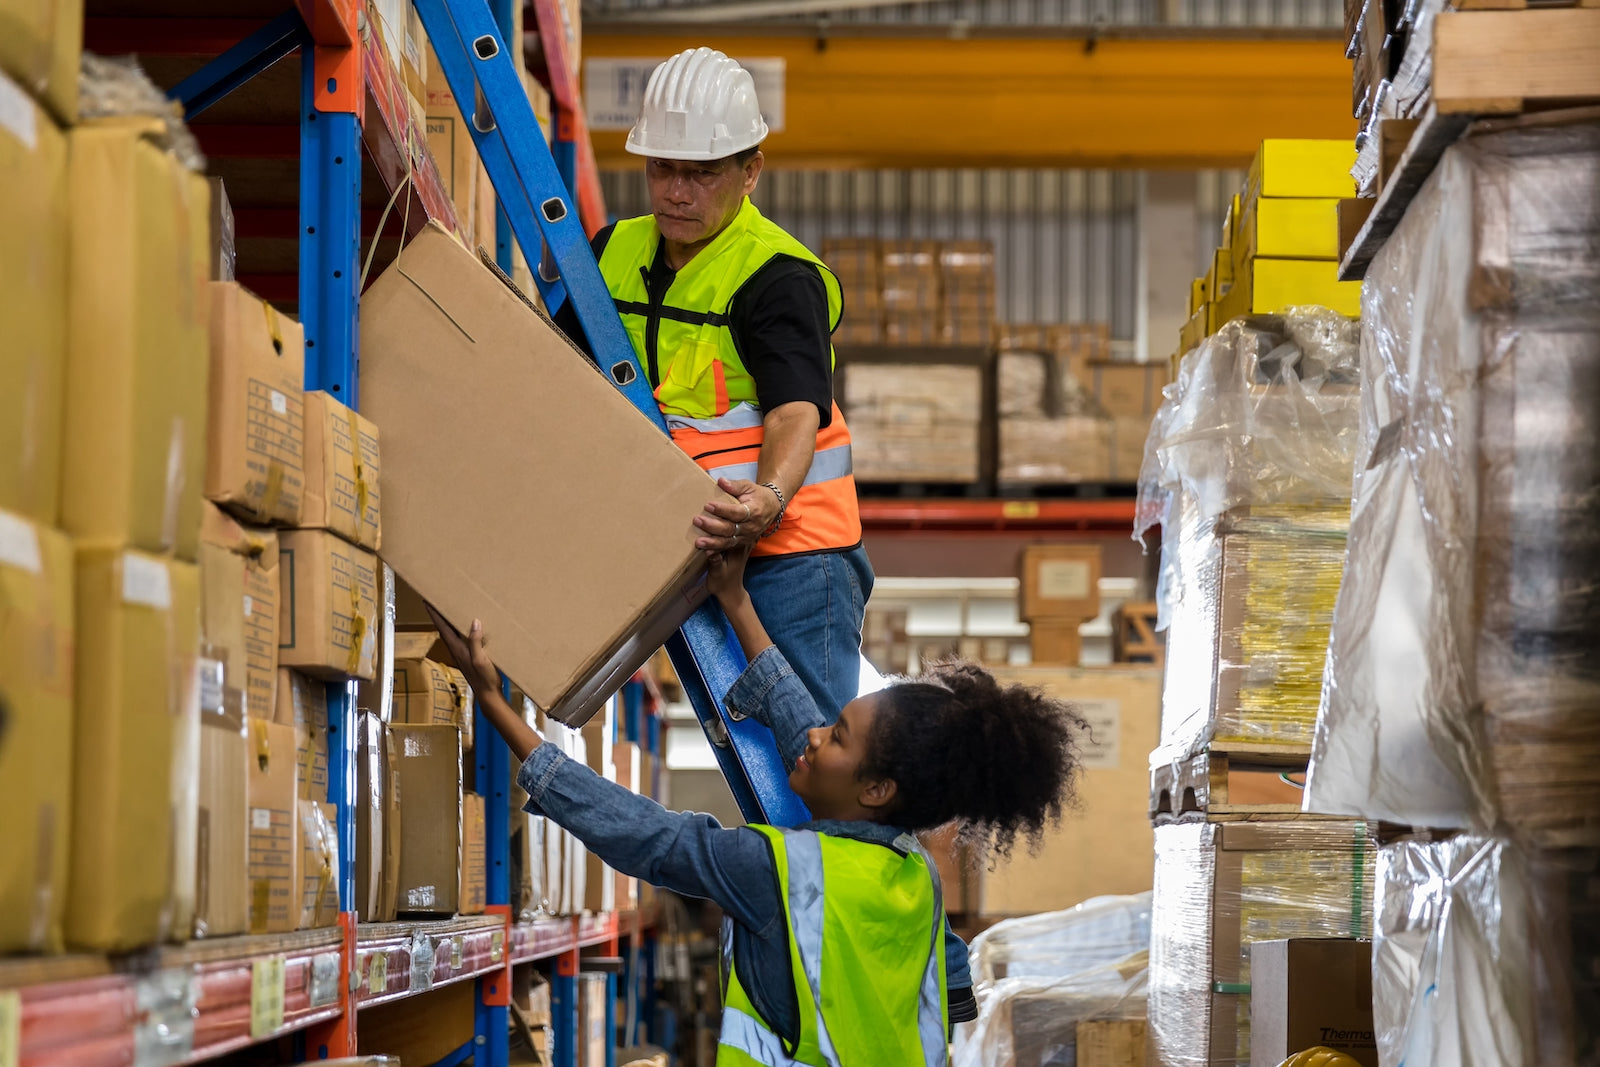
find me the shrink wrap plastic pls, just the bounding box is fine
[1134,311,1361,757]
[954,894,1151,1067]
[1305,121,1600,843]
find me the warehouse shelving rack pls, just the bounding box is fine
[0,4,659,1067]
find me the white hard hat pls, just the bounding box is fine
[625,47,769,162]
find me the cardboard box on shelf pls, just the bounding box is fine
[246,718,299,934]
[361,223,724,726]
[205,282,306,526]
[300,391,381,551]
[1019,544,1103,621]
[68,550,202,951]
[1226,257,1364,319]
[392,723,465,915]
[379,723,404,922]
[997,416,1112,485]
[278,668,331,802]
[0,0,81,123]
[354,712,385,920]
[298,800,340,929]
[424,42,481,246]
[277,529,379,680]
[0,510,73,953]
[1089,361,1169,419]
[977,667,1161,915]
[194,671,249,939]
[199,504,280,722]
[1250,939,1378,1067]
[1245,139,1358,201]
[461,791,487,915]
[842,361,985,483]
[356,561,398,722]
[1110,414,1151,483]
[392,630,474,743]
[1029,620,1083,666]
[1237,197,1342,262]
[63,120,210,561]
[0,77,67,526]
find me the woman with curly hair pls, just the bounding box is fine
[433,545,1086,1067]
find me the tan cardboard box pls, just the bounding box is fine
[1029,621,1083,667]
[63,120,209,561]
[977,667,1162,915]
[1250,939,1377,1067]
[298,800,340,929]
[393,630,473,739]
[393,723,464,915]
[200,504,280,721]
[0,0,81,124]
[1110,414,1151,483]
[68,549,201,951]
[997,416,1112,485]
[278,668,330,802]
[461,791,487,916]
[354,712,386,920]
[208,176,235,282]
[0,79,67,526]
[379,723,404,922]
[278,529,379,680]
[195,679,249,939]
[1089,361,1169,419]
[247,718,300,934]
[301,391,381,551]
[424,42,481,246]
[206,282,306,526]
[361,223,724,725]
[356,561,397,722]
[0,510,73,952]
[1019,544,1103,622]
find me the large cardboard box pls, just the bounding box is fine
[1019,544,1103,621]
[298,800,340,929]
[0,510,73,952]
[0,76,67,526]
[199,504,280,721]
[278,668,331,802]
[354,712,386,920]
[1250,939,1377,1067]
[361,223,723,725]
[68,550,202,951]
[247,718,300,934]
[63,120,209,561]
[842,362,985,483]
[392,723,465,915]
[301,391,381,551]
[195,690,249,938]
[461,791,487,916]
[976,667,1161,915]
[997,416,1112,485]
[278,529,380,680]
[0,0,81,123]
[205,282,306,526]
[1089,361,1168,419]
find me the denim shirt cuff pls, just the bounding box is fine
[725,645,795,725]
[516,743,567,805]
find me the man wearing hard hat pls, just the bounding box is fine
[558,47,869,721]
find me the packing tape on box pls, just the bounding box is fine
[347,574,367,677]
[346,407,373,540]
[163,418,186,553]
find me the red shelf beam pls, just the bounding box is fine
[858,498,1139,533]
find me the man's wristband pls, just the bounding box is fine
[759,482,787,535]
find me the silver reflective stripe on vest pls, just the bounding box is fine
[666,402,765,433]
[902,836,951,1067]
[782,831,844,1067]
[708,444,854,488]
[721,1006,796,1065]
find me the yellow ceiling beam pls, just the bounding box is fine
[583,33,1357,170]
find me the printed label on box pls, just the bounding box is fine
[0,513,41,573]
[249,957,286,1038]
[123,554,173,609]
[1037,559,1092,600]
[0,72,36,150]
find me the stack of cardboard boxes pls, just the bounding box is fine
[822,238,883,344]
[820,236,999,348]
[1181,140,1363,361]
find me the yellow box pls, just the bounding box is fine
[1223,193,1241,250]
[0,0,82,124]
[0,509,73,953]
[68,548,201,951]
[0,76,68,525]
[1239,198,1342,261]
[63,120,210,561]
[1206,247,1233,305]
[1245,257,1362,318]
[1246,140,1358,200]
[1189,276,1209,316]
[1180,305,1210,355]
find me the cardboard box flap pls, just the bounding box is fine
[360,223,722,722]
[200,501,279,569]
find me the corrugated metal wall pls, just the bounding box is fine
[601,167,1142,341]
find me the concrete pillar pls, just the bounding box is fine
[1136,171,1201,364]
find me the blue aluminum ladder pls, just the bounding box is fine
[412,0,809,831]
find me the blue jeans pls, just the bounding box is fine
[742,544,874,723]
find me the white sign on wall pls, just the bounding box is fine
[583,57,786,135]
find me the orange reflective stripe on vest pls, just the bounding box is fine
[668,403,862,558]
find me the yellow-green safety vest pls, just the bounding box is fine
[718,826,950,1066]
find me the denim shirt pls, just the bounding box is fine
[516,645,976,1043]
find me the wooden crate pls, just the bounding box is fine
[1111,600,1163,665]
[1078,1019,1149,1067]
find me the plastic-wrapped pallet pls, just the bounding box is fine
[842,363,982,483]
[1306,120,1600,841]
[1374,835,1599,1066]
[1135,311,1361,758]
[954,894,1152,1067]
[1147,820,1377,1066]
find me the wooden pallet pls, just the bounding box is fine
[1149,745,1312,824]
[1111,600,1163,665]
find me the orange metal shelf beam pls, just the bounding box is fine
[859,498,1139,532]
[583,33,1356,170]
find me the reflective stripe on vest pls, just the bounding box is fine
[599,204,863,559]
[716,827,949,1067]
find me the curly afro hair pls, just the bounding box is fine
[857,661,1088,861]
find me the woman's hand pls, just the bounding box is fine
[706,543,753,608]
[425,603,500,698]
